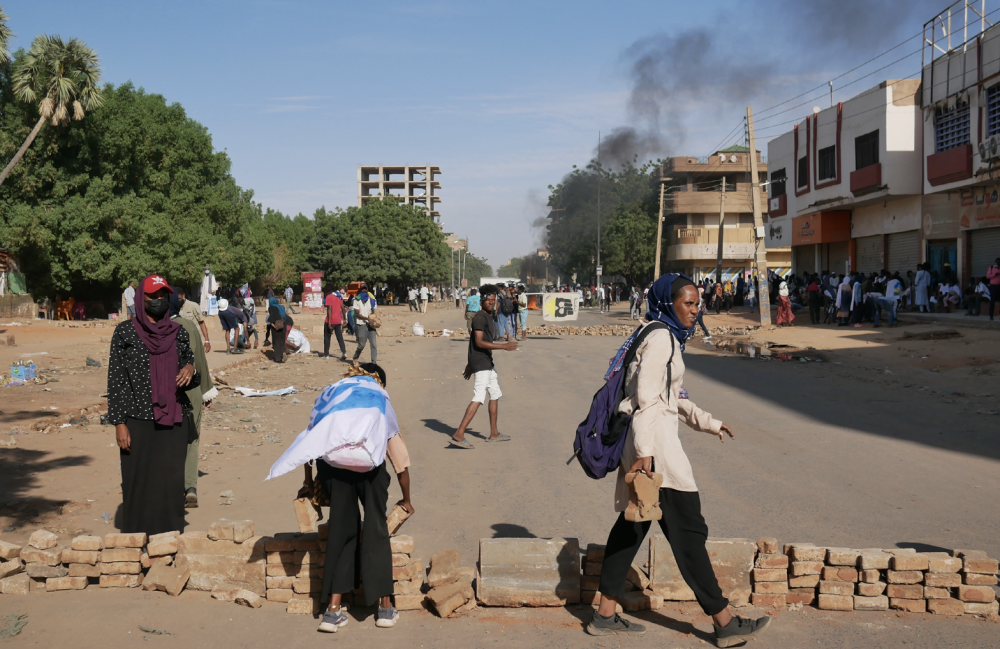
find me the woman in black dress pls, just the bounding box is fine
[108,275,197,535]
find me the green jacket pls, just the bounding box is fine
[172,315,214,431]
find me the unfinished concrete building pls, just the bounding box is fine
[357,166,441,220]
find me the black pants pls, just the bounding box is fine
[270,325,286,362]
[324,323,346,356]
[598,489,728,616]
[809,300,822,324]
[317,461,392,607]
[121,416,188,536]
[990,285,1000,319]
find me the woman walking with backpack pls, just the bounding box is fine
[587,274,771,647]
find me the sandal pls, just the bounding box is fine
[485,433,511,443]
[449,437,474,449]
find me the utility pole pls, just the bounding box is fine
[596,132,602,288]
[653,182,666,280]
[747,107,772,326]
[715,176,726,282]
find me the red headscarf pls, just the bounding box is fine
[131,275,183,426]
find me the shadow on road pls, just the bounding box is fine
[491,524,536,538]
[0,448,92,529]
[0,409,61,424]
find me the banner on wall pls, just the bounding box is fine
[541,293,579,322]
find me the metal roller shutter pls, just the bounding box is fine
[886,230,919,275]
[970,227,1000,279]
[795,246,816,275]
[855,235,883,274]
[828,241,850,275]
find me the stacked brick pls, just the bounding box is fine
[751,537,789,608]
[580,543,663,613]
[391,535,425,611]
[425,549,474,617]
[775,543,1000,616]
[264,527,324,614]
[0,529,186,595]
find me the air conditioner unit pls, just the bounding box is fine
[979,140,990,161]
[982,135,1000,162]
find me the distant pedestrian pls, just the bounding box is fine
[776,281,795,326]
[123,280,136,319]
[324,286,347,360]
[177,288,211,353]
[516,285,528,340]
[450,284,517,449]
[267,297,287,363]
[419,284,429,313]
[285,285,298,314]
[464,288,480,331]
[914,264,931,313]
[407,286,418,312]
[988,258,1000,320]
[352,283,378,364]
[108,275,197,535]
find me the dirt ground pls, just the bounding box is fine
[0,301,998,648]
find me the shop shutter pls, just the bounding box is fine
[855,235,883,274]
[828,241,850,275]
[970,227,1000,279]
[795,246,816,275]
[886,230,919,275]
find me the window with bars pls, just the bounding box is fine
[935,104,970,152]
[797,157,808,188]
[855,130,879,169]
[988,85,1000,136]
[770,168,786,197]
[818,146,836,180]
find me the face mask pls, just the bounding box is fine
[145,298,170,318]
[205,270,210,275]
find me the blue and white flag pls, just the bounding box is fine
[266,376,399,479]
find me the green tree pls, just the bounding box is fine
[0,35,104,186]
[308,198,449,287]
[0,7,12,65]
[462,253,493,288]
[0,81,271,298]
[601,203,656,287]
[546,157,659,283]
[496,256,522,279]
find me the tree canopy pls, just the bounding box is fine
[462,252,493,288]
[0,79,272,297]
[308,198,450,287]
[545,158,660,286]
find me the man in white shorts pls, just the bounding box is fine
[450,284,517,449]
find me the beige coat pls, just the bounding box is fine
[614,323,722,511]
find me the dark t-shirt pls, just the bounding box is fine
[468,310,495,373]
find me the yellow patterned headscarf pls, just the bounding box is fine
[344,364,383,387]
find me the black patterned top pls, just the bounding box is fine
[107,320,195,425]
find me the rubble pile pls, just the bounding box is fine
[527,324,639,337]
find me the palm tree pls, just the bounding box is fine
[0,7,13,64]
[0,35,104,187]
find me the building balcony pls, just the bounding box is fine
[927,145,973,186]
[666,185,767,214]
[665,226,756,261]
[850,163,882,195]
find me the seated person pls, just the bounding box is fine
[284,316,311,354]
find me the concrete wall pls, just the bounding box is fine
[0,294,37,319]
[851,196,921,238]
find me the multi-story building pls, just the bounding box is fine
[765,80,924,279]
[658,146,791,281]
[919,1,1000,283]
[357,166,441,220]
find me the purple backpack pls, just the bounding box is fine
[570,322,672,479]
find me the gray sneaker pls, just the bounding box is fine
[713,614,771,648]
[585,611,646,636]
[375,606,398,628]
[318,608,349,633]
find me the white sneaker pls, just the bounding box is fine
[318,608,349,633]
[376,606,398,628]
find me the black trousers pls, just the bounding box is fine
[324,323,346,356]
[598,489,729,616]
[270,325,286,362]
[809,300,822,324]
[317,461,392,607]
[120,416,188,535]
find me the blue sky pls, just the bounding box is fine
[8,0,944,269]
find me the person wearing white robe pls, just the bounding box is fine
[200,267,218,315]
[914,264,931,313]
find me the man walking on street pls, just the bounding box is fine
[324,285,347,360]
[516,284,528,340]
[285,285,298,314]
[352,283,378,364]
[988,258,1000,320]
[124,280,136,319]
[450,285,517,449]
[419,284,429,313]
